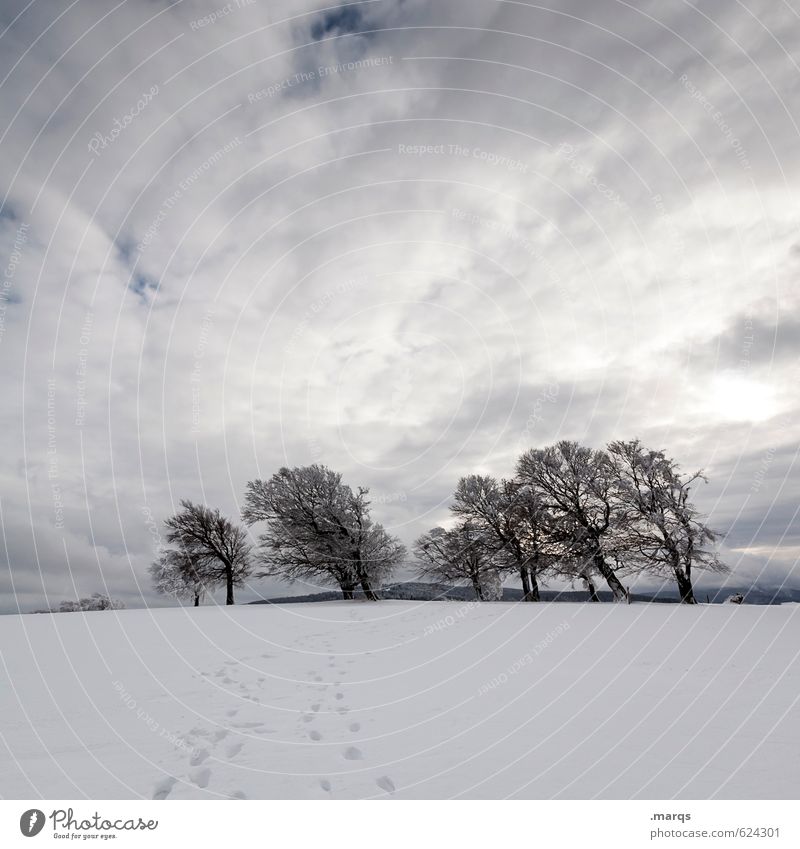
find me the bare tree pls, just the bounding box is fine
[607,440,728,603]
[242,465,404,600]
[413,522,502,600]
[164,500,253,605]
[149,548,208,607]
[516,441,629,601]
[452,475,553,601]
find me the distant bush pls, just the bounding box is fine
[34,593,125,613]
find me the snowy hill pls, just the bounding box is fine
[1,601,797,799]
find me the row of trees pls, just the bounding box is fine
[149,465,406,605]
[414,440,727,604]
[149,440,726,606]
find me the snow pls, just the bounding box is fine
[0,601,797,799]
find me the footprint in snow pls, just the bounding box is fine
[335,692,345,701]
[213,729,228,742]
[349,722,361,732]
[229,790,247,799]
[309,730,322,741]
[320,779,332,793]
[226,742,244,759]
[190,748,209,766]
[376,776,396,794]
[336,706,350,715]
[190,767,211,788]
[311,703,321,712]
[152,777,176,800]
[343,746,363,760]
[226,708,238,717]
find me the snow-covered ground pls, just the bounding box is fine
[1,601,797,799]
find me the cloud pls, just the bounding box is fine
[1,0,798,610]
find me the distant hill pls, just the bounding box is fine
[249,581,800,605]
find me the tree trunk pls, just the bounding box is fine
[675,568,696,604]
[359,576,379,601]
[341,584,355,600]
[194,593,200,607]
[526,568,540,601]
[582,572,599,602]
[225,567,235,605]
[519,566,532,600]
[593,552,627,602]
[353,548,379,600]
[472,577,484,601]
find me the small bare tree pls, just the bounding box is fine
[516,441,630,601]
[607,440,728,603]
[164,500,253,605]
[452,474,553,601]
[242,465,404,600]
[413,522,502,600]
[149,548,208,607]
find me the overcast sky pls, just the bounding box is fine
[1,0,798,611]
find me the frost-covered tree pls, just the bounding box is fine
[452,474,553,601]
[164,501,253,605]
[361,523,408,592]
[607,440,728,603]
[413,522,502,600]
[242,465,405,600]
[38,593,126,613]
[516,441,630,601]
[149,548,208,607]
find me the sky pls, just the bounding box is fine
[1,0,798,612]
